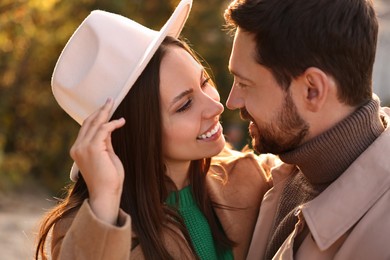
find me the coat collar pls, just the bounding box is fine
[301,122,390,251]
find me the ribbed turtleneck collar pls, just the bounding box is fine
[279,98,385,185]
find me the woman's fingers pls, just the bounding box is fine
[91,117,125,149]
[77,98,114,141]
[70,118,125,160]
[70,98,123,162]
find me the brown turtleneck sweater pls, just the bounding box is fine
[264,99,385,260]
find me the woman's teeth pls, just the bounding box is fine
[197,124,219,140]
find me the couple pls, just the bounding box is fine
[36,0,390,259]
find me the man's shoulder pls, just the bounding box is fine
[301,122,390,251]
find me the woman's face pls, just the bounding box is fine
[160,46,225,165]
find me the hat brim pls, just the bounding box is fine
[70,0,192,182]
[112,0,192,114]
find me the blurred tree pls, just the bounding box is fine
[0,0,246,193]
[0,0,83,192]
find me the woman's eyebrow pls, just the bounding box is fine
[170,89,193,107]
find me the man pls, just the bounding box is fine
[224,0,390,259]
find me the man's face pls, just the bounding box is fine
[227,28,309,154]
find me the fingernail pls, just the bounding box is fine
[106,98,113,104]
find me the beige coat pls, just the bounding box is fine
[51,149,273,260]
[248,107,390,260]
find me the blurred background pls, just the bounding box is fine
[0,0,389,259]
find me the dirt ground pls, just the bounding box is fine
[0,188,55,260]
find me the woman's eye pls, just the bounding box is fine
[201,77,211,88]
[177,99,192,113]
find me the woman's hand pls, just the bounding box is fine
[70,98,126,224]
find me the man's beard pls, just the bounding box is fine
[241,92,309,155]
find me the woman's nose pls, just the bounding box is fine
[202,89,224,118]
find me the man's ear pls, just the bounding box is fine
[300,67,331,112]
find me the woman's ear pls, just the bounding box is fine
[301,67,331,112]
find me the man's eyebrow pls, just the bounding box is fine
[170,89,193,107]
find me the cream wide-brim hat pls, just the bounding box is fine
[51,0,192,181]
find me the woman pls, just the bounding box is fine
[35,1,273,259]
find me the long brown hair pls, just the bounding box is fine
[36,36,233,259]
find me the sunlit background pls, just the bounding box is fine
[0,0,389,259]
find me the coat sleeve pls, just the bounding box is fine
[208,146,275,259]
[51,200,131,260]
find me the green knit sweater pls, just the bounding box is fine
[166,186,233,260]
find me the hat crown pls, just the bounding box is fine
[52,10,159,124]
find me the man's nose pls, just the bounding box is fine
[226,85,244,110]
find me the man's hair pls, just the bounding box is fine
[225,0,378,106]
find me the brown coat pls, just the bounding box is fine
[51,148,273,260]
[247,107,390,260]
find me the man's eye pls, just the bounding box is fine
[177,99,192,113]
[237,82,247,88]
